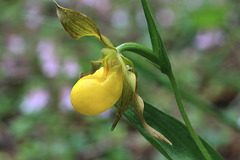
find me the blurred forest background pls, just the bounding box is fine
[0,0,240,159]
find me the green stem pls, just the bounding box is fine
[117,43,212,160]
[167,71,212,160]
[116,43,158,65]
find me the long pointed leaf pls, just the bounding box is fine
[132,60,240,131]
[141,0,172,74]
[124,102,224,160]
[141,0,159,55]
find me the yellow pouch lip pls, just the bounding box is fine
[70,67,123,115]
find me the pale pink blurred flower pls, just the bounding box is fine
[1,57,30,79]
[20,88,50,114]
[59,86,74,113]
[82,0,111,16]
[96,0,111,16]
[24,1,43,30]
[194,31,225,50]
[82,0,96,7]
[62,59,80,78]
[37,41,60,78]
[7,35,25,55]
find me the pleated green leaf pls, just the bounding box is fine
[124,102,224,160]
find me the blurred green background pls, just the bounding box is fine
[0,0,240,159]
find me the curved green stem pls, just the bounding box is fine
[116,43,159,65]
[116,42,212,160]
[167,72,212,160]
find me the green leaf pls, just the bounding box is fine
[132,60,240,131]
[140,0,159,56]
[124,102,224,160]
[54,1,115,50]
[141,0,171,74]
[141,1,213,159]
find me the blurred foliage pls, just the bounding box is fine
[0,0,239,159]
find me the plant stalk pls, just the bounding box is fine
[116,43,158,64]
[117,43,212,160]
[167,71,212,160]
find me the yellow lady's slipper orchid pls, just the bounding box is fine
[55,2,172,145]
[70,67,123,115]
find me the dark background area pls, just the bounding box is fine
[0,0,240,159]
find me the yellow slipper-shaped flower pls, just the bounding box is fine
[71,67,123,115]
